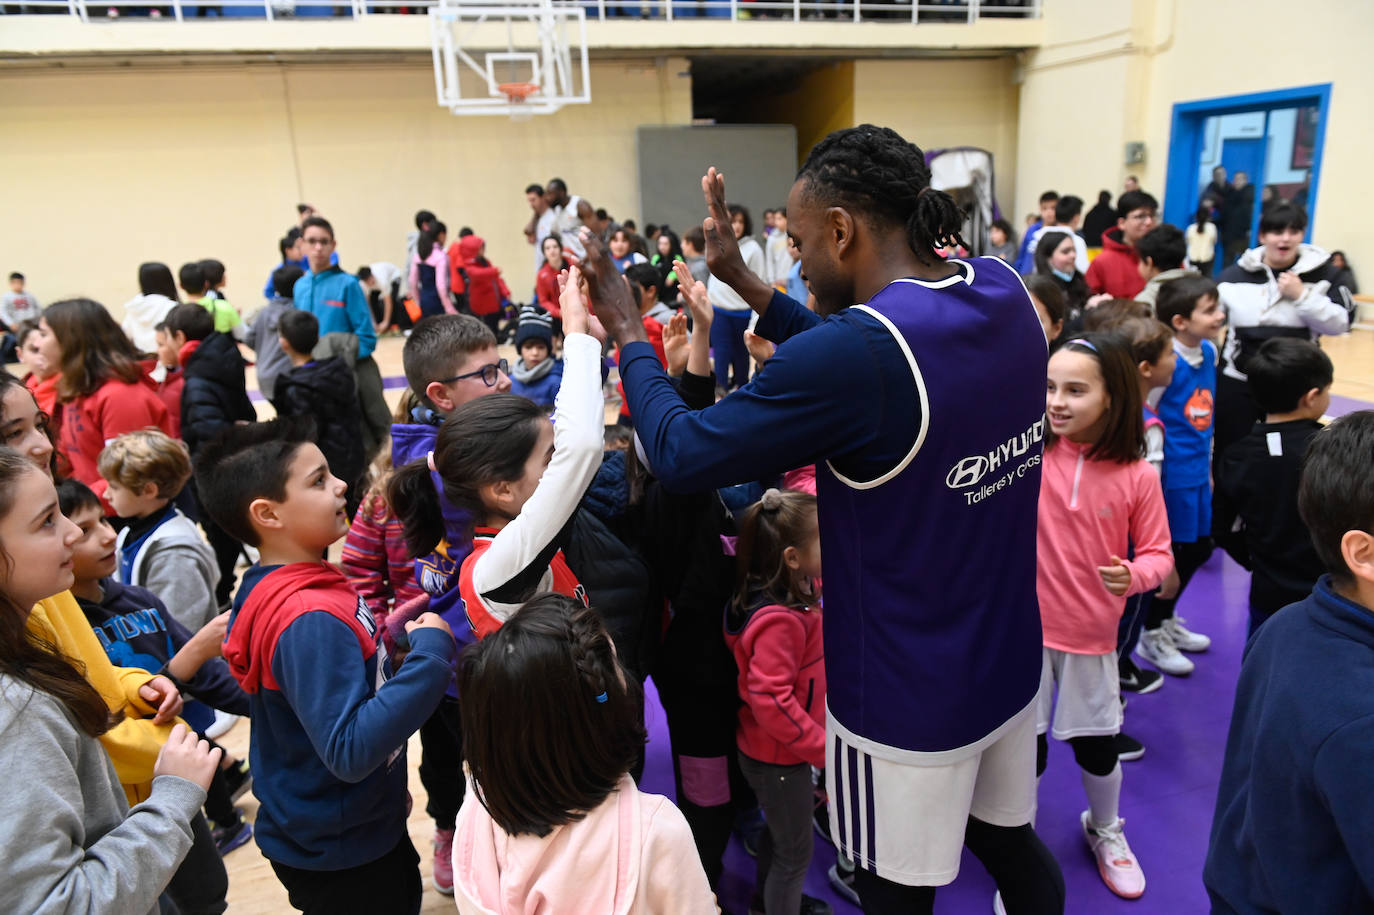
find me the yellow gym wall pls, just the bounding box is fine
[1017,0,1373,269]
[0,56,691,316]
[852,56,1020,218]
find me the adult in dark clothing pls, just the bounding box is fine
[1203,166,1232,224]
[1212,338,1332,635]
[592,126,1065,914]
[1081,190,1116,248]
[1222,171,1255,266]
[163,303,254,607]
[272,309,366,517]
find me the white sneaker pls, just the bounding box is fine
[1163,615,1211,652]
[1081,811,1146,899]
[1137,627,1194,676]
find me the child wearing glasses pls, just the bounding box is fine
[354,311,510,894]
[388,264,604,641]
[272,309,366,518]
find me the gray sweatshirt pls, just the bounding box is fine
[0,675,205,915]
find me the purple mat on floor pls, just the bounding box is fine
[638,552,1254,913]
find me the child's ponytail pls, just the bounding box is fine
[729,487,819,626]
[387,458,446,557]
[386,393,546,556]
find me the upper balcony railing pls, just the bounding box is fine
[3,0,1038,25]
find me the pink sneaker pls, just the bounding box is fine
[433,828,455,896]
[1081,811,1145,899]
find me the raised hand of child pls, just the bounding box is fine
[153,722,222,791]
[662,312,690,377]
[673,259,713,331]
[558,264,591,338]
[1277,270,1304,301]
[1097,555,1132,596]
[140,674,185,725]
[405,611,454,642]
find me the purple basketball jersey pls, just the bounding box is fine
[818,257,1046,756]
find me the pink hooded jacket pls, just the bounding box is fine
[453,774,718,914]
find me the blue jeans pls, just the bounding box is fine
[710,307,753,391]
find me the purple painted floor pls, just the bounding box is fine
[636,397,1374,913]
[636,536,1250,914]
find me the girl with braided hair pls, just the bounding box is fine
[593,125,1066,913]
[724,487,828,915]
[451,592,716,913]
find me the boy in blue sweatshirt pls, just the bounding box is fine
[1205,410,1374,914]
[196,416,456,913]
[292,216,376,358]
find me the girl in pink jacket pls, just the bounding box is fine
[723,487,825,915]
[1037,334,1173,903]
[452,593,717,915]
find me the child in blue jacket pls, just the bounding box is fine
[508,305,563,410]
[199,417,455,912]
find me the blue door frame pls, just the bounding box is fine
[1163,83,1332,243]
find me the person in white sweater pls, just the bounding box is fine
[121,263,181,355]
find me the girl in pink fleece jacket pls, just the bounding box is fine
[723,487,825,915]
[1037,334,1173,902]
[452,593,717,915]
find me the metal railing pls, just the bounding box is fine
[3,0,1037,24]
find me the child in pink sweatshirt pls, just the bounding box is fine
[1037,334,1173,903]
[451,593,717,915]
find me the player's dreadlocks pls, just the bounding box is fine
[796,124,967,265]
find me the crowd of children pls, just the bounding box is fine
[1,121,1371,915]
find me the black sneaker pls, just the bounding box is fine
[211,815,253,855]
[221,758,252,803]
[828,857,861,907]
[1119,656,1164,694]
[1115,732,1146,762]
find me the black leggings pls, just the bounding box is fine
[1145,538,1215,629]
[851,817,1065,914]
[1036,733,1118,778]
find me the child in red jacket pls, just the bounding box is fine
[724,487,826,915]
[449,234,512,340]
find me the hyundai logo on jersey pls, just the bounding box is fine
[946,416,1046,489]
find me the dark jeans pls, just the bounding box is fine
[202,515,243,608]
[270,834,421,915]
[738,755,813,915]
[710,307,753,390]
[418,695,465,831]
[852,818,1065,914]
[161,813,229,915]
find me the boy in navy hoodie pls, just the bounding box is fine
[1206,411,1374,914]
[196,417,456,913]
[58,478,254,857]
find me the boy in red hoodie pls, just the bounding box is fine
[197,417,456,913]
[1086,190,1159,299]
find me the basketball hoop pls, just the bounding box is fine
[498,81,538,104]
